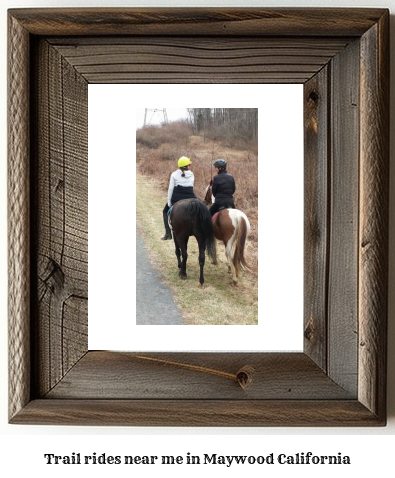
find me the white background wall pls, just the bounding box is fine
[1,1,394,477]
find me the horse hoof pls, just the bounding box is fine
[179,272,187,279]
[211,260,217,265]
[198,283,204,289]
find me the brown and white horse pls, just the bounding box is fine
[204,182,255,285]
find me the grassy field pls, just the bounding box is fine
[136,174,258,325]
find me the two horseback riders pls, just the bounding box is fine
[161,156,236,240]
[160,156,254,286]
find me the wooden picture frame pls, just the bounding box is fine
[8,8,389,426]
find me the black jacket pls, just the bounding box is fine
[171,185,196,204]
[212,169,236,201]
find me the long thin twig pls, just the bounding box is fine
[135,354,253,389]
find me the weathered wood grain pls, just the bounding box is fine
[8,7,387,37]
[45,352,354,400]
[358,13,389,419]
[11,399,383,427]
[303,67,329,370]
[49,37,351,84]
[327,39,360,396]
[8,8,389,426]
[8,12,31,421]
[30,39,88,397]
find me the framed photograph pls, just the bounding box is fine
[88,83,303,349]
[8,8,389,426]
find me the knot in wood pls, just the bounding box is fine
[304,322,314,341]
[42,258,65,293]
[236,365,254,390]
[308,90,319,103]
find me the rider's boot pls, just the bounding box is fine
[161,211,172,240]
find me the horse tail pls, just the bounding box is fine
[187,200,217,262]
[233,215,256,276]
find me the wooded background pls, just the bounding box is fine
[187,108,258,145]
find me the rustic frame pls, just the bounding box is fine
[8,8,389,426]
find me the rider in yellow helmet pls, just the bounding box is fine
[161,156,197,240]
[177,156,192,168]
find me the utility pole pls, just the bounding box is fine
[143,108,168,126]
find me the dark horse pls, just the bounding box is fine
[169,198,217,286]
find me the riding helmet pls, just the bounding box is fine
[213,159,227,169]
[178,156,192,168]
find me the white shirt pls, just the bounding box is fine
[167,169,195,206]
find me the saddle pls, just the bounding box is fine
[212,212,220,222]
[212,205,231,222]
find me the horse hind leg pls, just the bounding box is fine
[211,239,218,265]
[179,237,189,279]
[225,239,238,285]
[173,236,182,270]
[198,241,206,287]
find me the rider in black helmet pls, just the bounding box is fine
[209,159,236,217]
